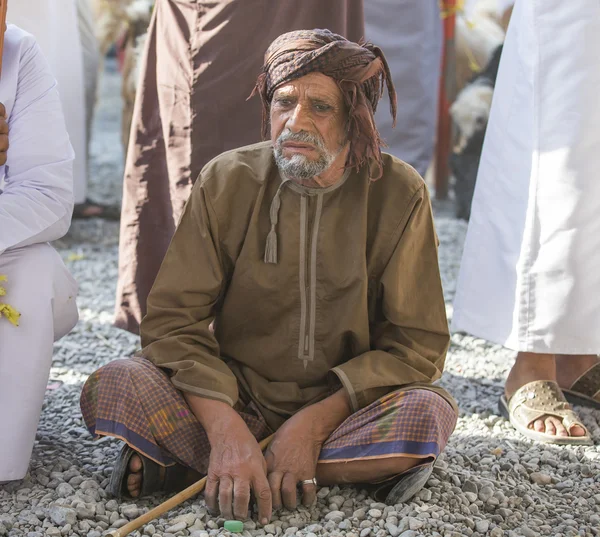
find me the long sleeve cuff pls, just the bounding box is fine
[330,349,440,413]
[147,355,240,407]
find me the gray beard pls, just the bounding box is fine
[273,131,340,181]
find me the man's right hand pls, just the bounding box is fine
[185,394,272,523]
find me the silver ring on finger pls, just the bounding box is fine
[301,478,318,486]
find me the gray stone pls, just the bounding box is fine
[121,506,139,520]
[105,500,119,512]
[353,509,366,521]
[408,518,423,531]
[86,532,101,537]
[418,488,432,502]
[399,532,418,537]
[143,524,156,536]
[490,528,504,537]
[263,525,276,534]
[317,488,330,499]
[48,506,77,527]
[368,510,382,519]
[384,523,399,537]
[475,520,489,533]
[329,495,345,506]
[465,492,478,503]
[360,529,371,537]
[519,526,539,537]
[76,506,95,520]
[324,511,345,523]
[55,483,75,499]
[478,486,494,502]
[166,521,187,533]
[112,519,129,529]
[463,481,478,495]
[79,480,99,491]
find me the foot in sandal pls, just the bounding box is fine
[501,352,591,444]
[110,444,202,499]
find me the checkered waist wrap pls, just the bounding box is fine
[80,357,456,473]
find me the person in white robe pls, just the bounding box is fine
[452,0,600,444]
[364,0,442,177]
[0,25,79,482]
[8,0,117,220]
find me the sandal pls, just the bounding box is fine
[371,463,433,505]
[73,198,121,220]
[109,444,202,499]
[562,362,600,410]
[498,380,592,445]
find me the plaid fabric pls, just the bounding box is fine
[80,357,270,472]
[80,357,456,474]
[319,390,456,463]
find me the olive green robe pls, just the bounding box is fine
[141,142,456,430]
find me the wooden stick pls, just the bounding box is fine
[0,0,8,78]
[112,434,275,537]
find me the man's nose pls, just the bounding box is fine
[286,103,311,132]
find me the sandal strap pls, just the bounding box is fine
[508,380,587,435]
[570,362,600,400]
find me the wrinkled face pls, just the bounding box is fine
[270,72,348,181]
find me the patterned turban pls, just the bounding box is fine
[251,29,397,179]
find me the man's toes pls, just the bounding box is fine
[544,417,559,436]
[532,419,546,432]
[567,424,587,437]
[126,455,143,497]
[127,473,142,497]
[129,454,143,473]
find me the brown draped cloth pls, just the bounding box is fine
[252,29,397,179]
[115,0,365,335]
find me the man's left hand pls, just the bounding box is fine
[0,103,8,166]
[264,407,324,510]
[265,389,352,510]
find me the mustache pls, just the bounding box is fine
[276,130,326,151]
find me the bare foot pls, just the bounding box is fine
[126,454,143,497]
[555,354,600,389]
[124,454,200,498]
[505,352,587,438]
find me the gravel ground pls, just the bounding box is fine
[1,60,599,537]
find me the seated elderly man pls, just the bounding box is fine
[0,24,79,483]
[81,30,457,518]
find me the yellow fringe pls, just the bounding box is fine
[439,0,482,73]
[0,275,21,327]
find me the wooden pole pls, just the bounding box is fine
[435,0,457,200]
[112,434,275,537]
[0,0,8,78]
